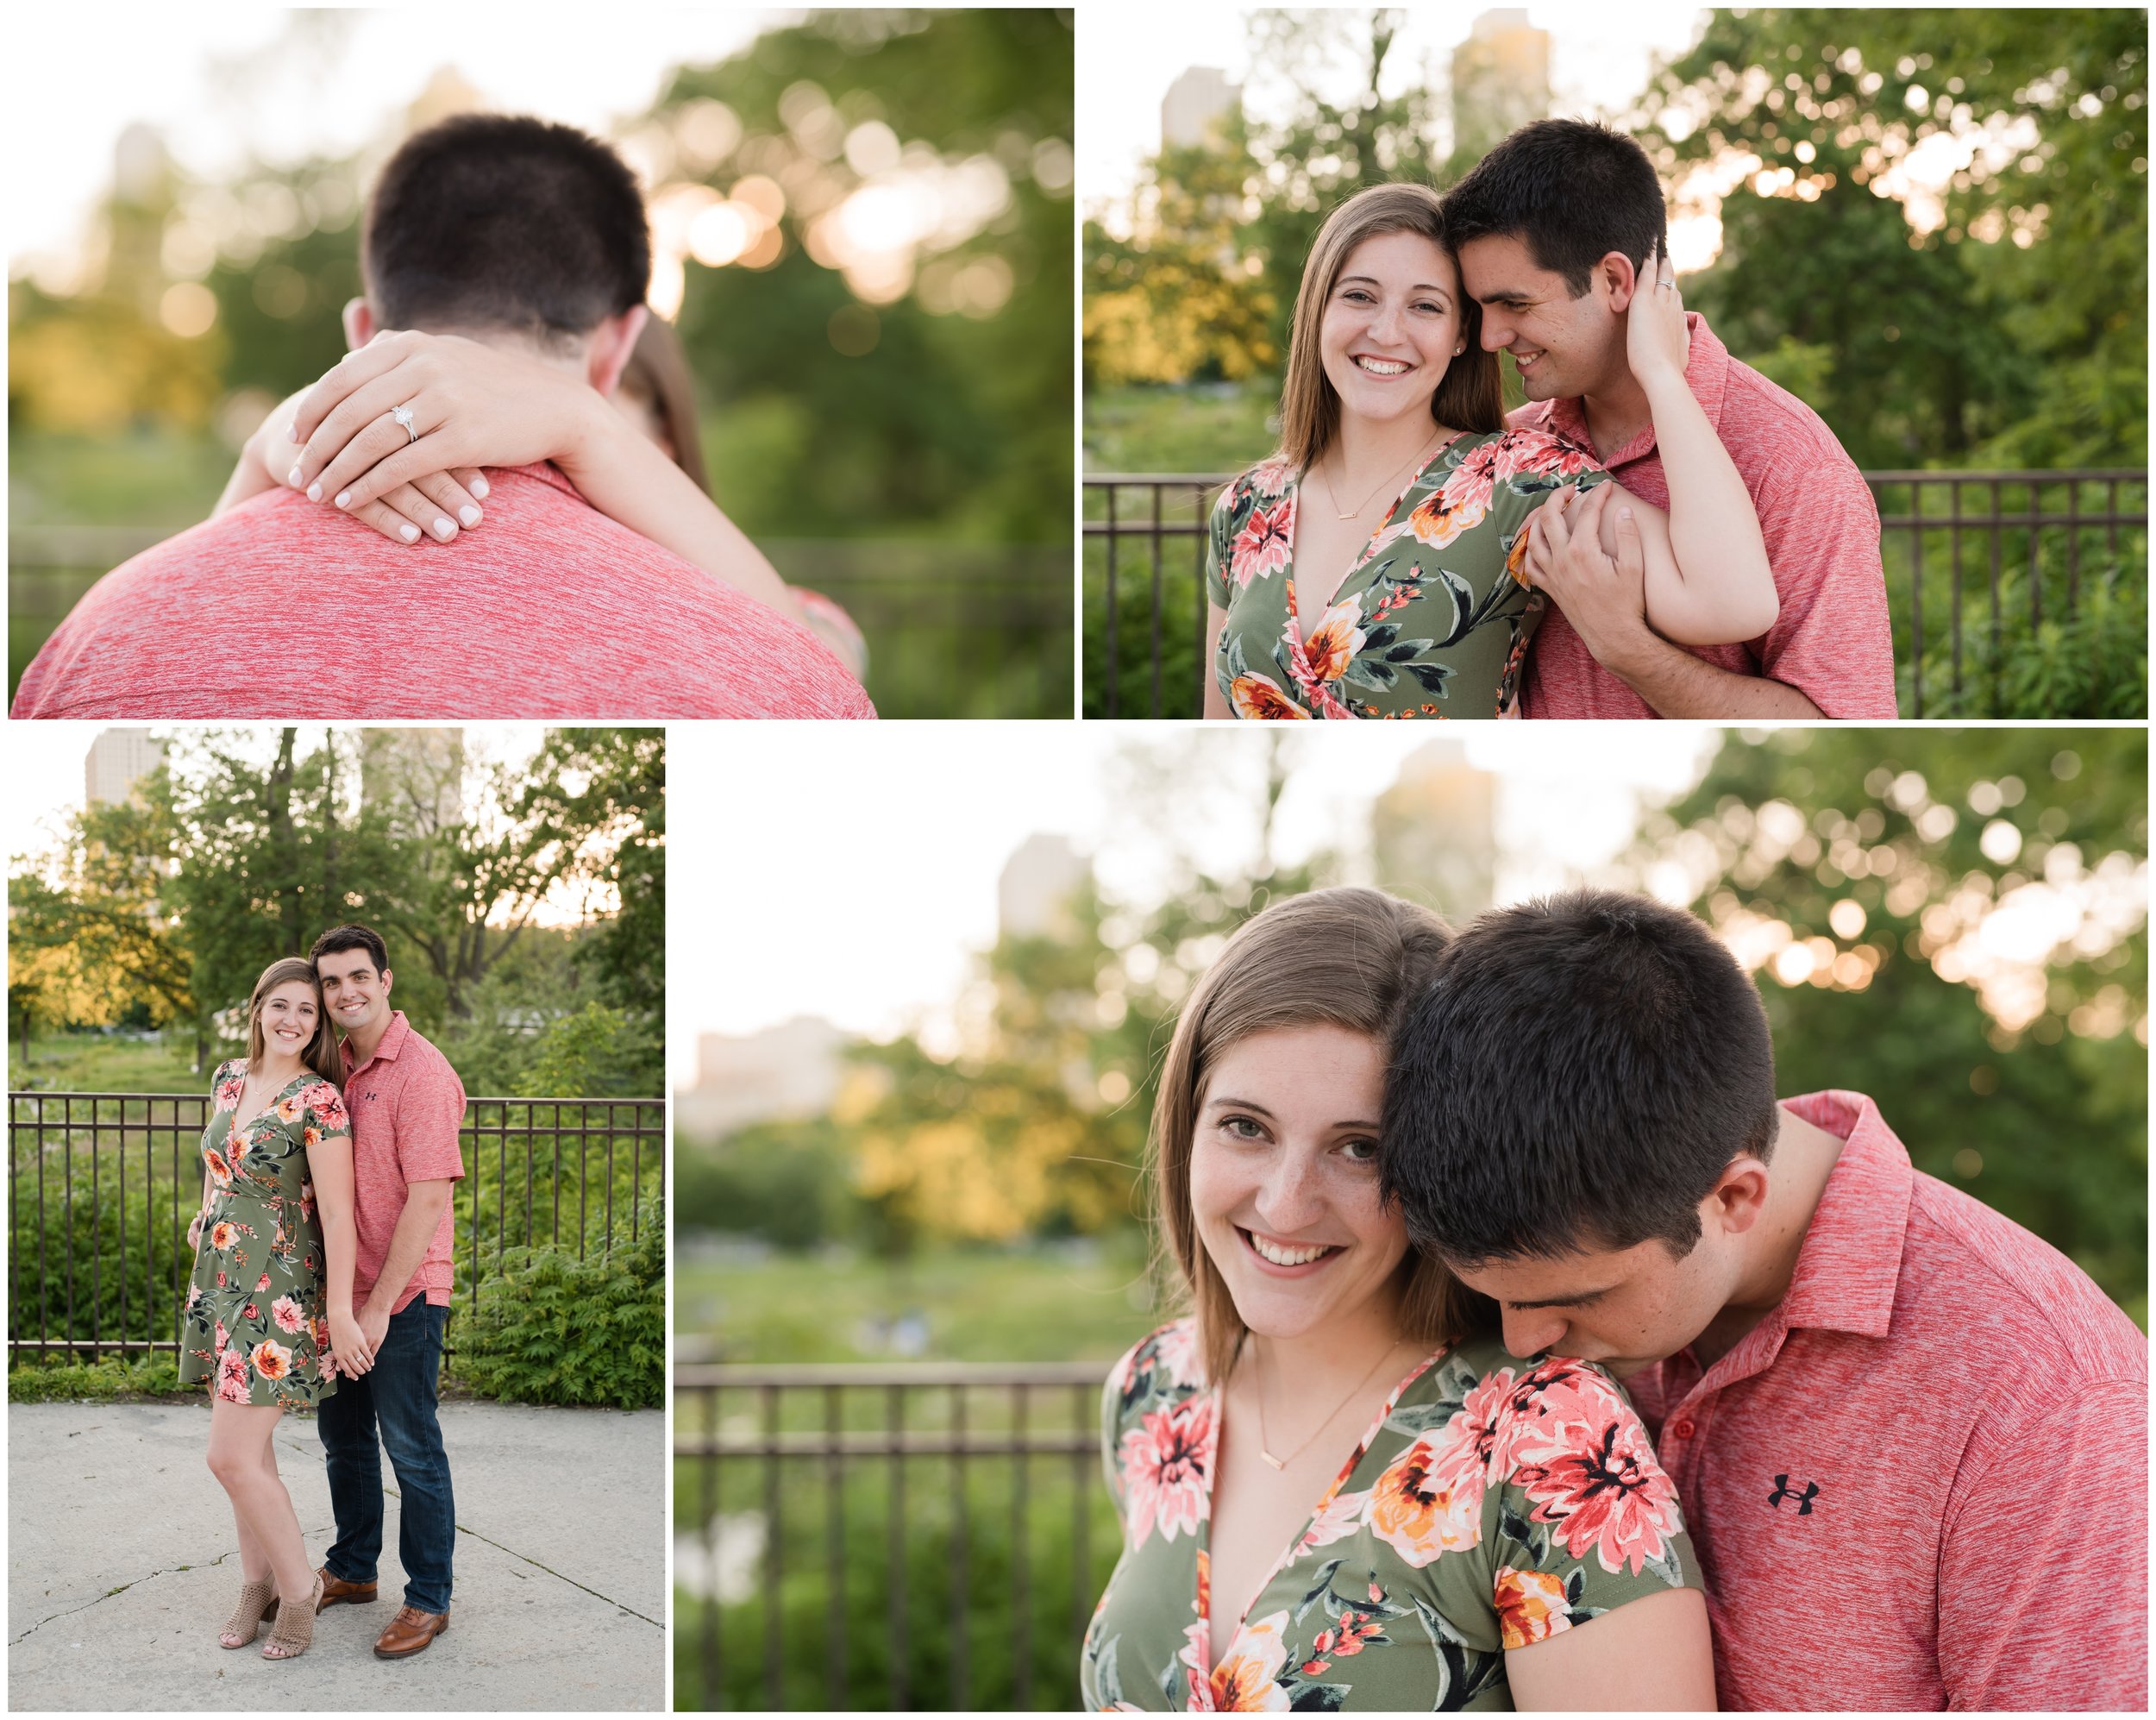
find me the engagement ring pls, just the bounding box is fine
[391,403,419,443]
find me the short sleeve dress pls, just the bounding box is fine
[1207,430,1609,719]
[1079,1319,1697,1711]
[177,1060,346,1408]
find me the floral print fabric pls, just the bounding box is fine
[1206,430,1608,719]
[177,1060,346,1409]
[1080,1319,1695,1711]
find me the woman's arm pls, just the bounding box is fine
[1203,602,1232,718]
[306,1131,373,1376]
[1608,247,1777,645]
[1505,1586,1716,1711]
[189,1165,213,1250]
[285,331,805,623]
[215,382,490,548]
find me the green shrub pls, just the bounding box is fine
[675,1118,859,1251]
[9,1353,185,1402]
[9,1159,194,1346]
[450,1196,663,1409]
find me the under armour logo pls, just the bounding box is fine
[1767,1474,1820,1515]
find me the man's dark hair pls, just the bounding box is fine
[310,923,389,976]
[1442,118,1669,298]
[363,113,650,345]
[1382,888,1777,1266]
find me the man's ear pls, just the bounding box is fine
[343,298,377,351]
[1701,1156,1772,1239]
[586,304,650,398]
[379,967,393,998]
[1597,250,1643,315]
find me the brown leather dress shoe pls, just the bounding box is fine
[373,1605,451,1659]
[315,1566,379,1610]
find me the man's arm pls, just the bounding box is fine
[1528,499,1826,718]
[356,1178,454,1349]
[1937,1382,2147,1709]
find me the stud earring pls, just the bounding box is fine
[1453,344,1465,355]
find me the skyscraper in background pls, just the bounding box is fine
[1162,66,1241,151]
[84,727,166,808]
[1370,740,1497,922]
[1450,9,1551,161]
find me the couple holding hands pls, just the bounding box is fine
[180,926,464,1664]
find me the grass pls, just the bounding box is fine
[1083,380,1277,476]
[677,1240,1166,1367]
[9,429,233,529]
[9,1033,210,1095]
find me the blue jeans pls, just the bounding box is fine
[318,1300,455,1614]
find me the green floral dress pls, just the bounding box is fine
[177,1061,345,1409]
[1080,1319,1696,1711]
[1207,430,1610,719]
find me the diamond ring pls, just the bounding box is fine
[390,403,419,444]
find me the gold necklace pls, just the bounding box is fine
[1250,1334,1412,1472]
[1318,431,1445,522]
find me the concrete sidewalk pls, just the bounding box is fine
[9,1399,662,1711]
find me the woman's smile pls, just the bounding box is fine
[1238,1226,1344,1272]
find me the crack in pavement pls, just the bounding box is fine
[12,1493,660,1642]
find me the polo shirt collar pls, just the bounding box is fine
[343,1008,411,1074]
[1545,311,1731,469]
[1771,1090,1911,1340]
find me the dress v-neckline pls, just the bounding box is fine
[1194,1346,1444,1680]
[229,1069,310,1139]
[1284,435,1463,643]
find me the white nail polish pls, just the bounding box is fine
[470,477,489,499]
[286,465,303,487]
[306,482,322,503]
[334,491,351,509]
[434,518,454,539]
[399,524,420,543]
[459,505,480,527]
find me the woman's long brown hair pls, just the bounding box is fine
[619,314,712,495]
[1148,886,1493,1385]
[1275,183,1504,474]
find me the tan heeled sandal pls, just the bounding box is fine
[219,1578,280,1648]
[260,1572,323,1660]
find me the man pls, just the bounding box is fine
[310,923,466,1660]
[1382,889,2146,1711]
[12,114,873,719]
[1445,119,1898,719]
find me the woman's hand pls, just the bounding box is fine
[1625,240,1691,392]
[187,1207,209,1250]
[328,1309,374,1377]
[284,330,592,546]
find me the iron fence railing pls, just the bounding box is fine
[9,533,1074,719]
[7,1090,663,1358]
[1082,468,2148,719]
[674,1361,1118,1711]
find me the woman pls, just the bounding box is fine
[1203,183,1775,719]
[1081,888,1714,1711]
[179,958,366,1661]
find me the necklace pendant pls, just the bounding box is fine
[1335,512,1357,522]
[1258,1448,1287,1471]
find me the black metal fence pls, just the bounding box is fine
[7,1091,663,1357]
[674,1361,1119,1711]
[9,533,1073,719]
[1082,468,2147,719]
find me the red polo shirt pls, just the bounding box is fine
[1510,314,1899,720]
[340,1011,466,1313]
[1626,1091,2147,1711]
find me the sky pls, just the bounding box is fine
[6,7,772,286]
[667,723,1719,1087]
[1077,4,1713,206]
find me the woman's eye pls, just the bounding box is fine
[1338,1139,1380,1164]
[1220,1115,1265,1140]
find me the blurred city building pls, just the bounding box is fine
[677,1016,847,1138]
[105,124,176,317]
[360,728,465,834]
[1370,740,1497,921]
[1162,66,1242,151]
[1449,9,1551,161]
[84,727,166,809]
[1000,832,1088,938]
